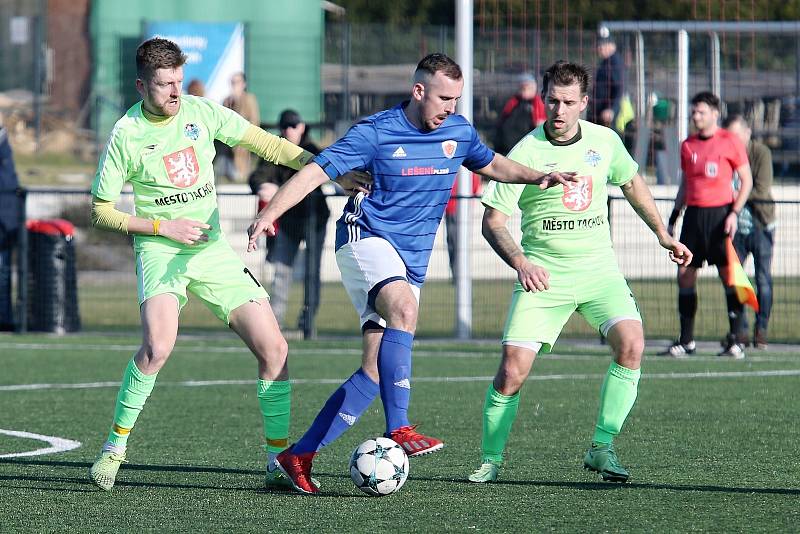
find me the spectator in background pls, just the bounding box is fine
[248,109,329,330]
[663,92,753,359]
[724,114,776,349]
[0,122,20,331]
[493,72,546,155]
[590,29,624,129]
[445,173,481,280]
[217,72,261,181]
[186,78,205,97]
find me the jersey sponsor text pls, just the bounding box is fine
[154,181,214,206]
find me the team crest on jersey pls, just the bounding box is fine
[163,146,200,188]
[441,140,457,159]
[562,178,592,212]
[584,149,602,167]
[184,123,201,141]
[705,161,719,177]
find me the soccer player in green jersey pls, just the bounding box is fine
[87,38,367,491]
[468,61,693,484]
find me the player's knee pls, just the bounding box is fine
[140,340,174,369]
[495,366,527,394]
[259,336,289,365]
[388,301,418,331]
[615,336,644,367]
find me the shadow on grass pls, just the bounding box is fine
[0,460,358,497]
[447,477,800,496]
[3,459,798,496]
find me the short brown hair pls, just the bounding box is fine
[691,91,720,110]
[136,38,187,80]
[542,60,591,96]
[415,53,462,82]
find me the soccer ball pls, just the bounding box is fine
[349,437,409,496]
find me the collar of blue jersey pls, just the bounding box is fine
[544,123,582,146]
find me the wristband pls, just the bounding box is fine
[152,219,161,236]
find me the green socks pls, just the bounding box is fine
[592,362,641,445]
[257,379,292,454]
[107,359,158,448]
[480,384,520,464]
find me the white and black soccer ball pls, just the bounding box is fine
[349,436,409,496]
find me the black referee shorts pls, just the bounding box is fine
[679,205,731,268]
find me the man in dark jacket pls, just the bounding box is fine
[590,33,624,128]
[724,114,776,349]
[493,73,546,155]
[249,110,329,329]
[0,124,20,331]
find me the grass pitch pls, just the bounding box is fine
[1,333,799,532]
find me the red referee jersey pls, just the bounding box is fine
[680,128,748,208]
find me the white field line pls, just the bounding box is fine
[0,429,81,459]
[1,369,799,393]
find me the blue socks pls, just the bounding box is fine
[378,328,414,434]
[292,328,414,454]
[293,368,379,454]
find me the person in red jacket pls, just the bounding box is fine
[493,73,546,155]
[662,92,753,358]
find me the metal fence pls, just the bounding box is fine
[7,187,800,344]
[323,20,800,181]
[4,9,800,176]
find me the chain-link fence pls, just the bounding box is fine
[7,188,799,343]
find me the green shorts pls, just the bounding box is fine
[136,239,268,324]
[503,270,641,353]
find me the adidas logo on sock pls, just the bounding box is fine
[338,412,357,426]
[393,378,411,389]
[392,146,407,158]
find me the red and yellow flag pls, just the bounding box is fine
[725,237,759,311]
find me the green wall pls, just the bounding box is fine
[90,0,322,138]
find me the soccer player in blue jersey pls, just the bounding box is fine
[247,53,578,494]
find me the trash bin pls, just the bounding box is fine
[26,219,80,333]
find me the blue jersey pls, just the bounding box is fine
[314,102,494,286]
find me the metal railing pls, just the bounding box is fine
[7,188,799,344]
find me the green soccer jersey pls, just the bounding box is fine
[91,95,250,253]
[482,120,638,272]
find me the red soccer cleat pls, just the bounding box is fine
[387,424,444,457]
[274,446,319,495]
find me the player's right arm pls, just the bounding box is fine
[90,197,211,245]
[247,162,329,251]
[482,206,549,292]
[247,120,377,251]
[90,125,210,246]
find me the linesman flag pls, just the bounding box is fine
[725,237,759,312]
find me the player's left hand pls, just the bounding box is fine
[537,171,582,189]
[336,171,372,196]
[660,235,693,266]
[246,217,276,252]
[724,211,738,237]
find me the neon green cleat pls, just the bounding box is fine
[583,443,629,482]
[265,463,320,489]
[468,461,500,483]
[89,451,127,491]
